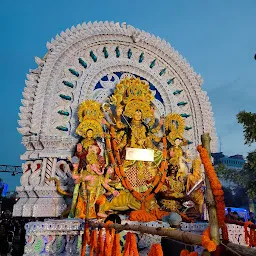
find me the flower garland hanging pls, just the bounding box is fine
[111,232,122,256]
[197,145,229,242]
[104,221,115,256]
[244,221,256,247]
[106,131,168,207]
[97,228,104,256]
[180,249,198,256]
[89,229,97,256]
[148,243,164,256]
[123,232,139,256]
[201,227,217,252]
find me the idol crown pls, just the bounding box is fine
[77,100,104,122]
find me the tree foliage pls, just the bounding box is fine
[216,111,256,199]
[222,186,249,208]
[237,111,256,145]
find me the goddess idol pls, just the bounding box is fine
[108,78,164,192]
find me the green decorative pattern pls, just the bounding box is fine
[62,81,74,88]
[167,78,175,85]
[115,46,120,58]
[159,68,166,76]
[177,101,188,106]
[33,237,45,254]
[139,52,144,63]
[90,51,97,62]
[103,47,108,58]
[150,59,156,68]
[56,126,68,131]
[180,113,191,118]
[78,58,87,68]
[59,94,71,101]
[128,49,132,59]
[173,90,183,95]
[68,68,79,77]
[58,110,69,116]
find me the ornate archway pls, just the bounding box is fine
[15,21,217,217]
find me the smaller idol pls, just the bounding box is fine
[68,100,119,219]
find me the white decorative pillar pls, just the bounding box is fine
[32,157,67,217]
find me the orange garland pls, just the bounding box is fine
[105,130,168,207]
[180,249,190,256]
[244,221,256,247]
[123,232,139,256]
[89,229,97,256]
[111,232,122,256]
[180,249,198,256]
[96,228,104,256]
[85,224,91,245]
[150,208,169,220]
[129,209,157,222]
[148,243,164,256]
[201,227,217,252]
[197,145,229,245]
[104,221,115,256]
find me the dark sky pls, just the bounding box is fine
[1,0,256,190]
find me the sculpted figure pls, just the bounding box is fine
[186,157,204,214]
[160,165,184,211]
[68,100,119,219]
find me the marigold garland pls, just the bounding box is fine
[123,232,139,256]
[180,249,190,256]
[129,209,157,222]
[150,208,169,220]
[104,221,115,256]
[244,221,256,247]
[201,227,217,252]
[148,243,164,256]
[180,249,198,256]
[89,229,97,256]
[111,232,122,256]
[97,228,104,256]
[197,145,229,243]
[189,252,198,256]
[84,224,90,245]
[106,130,168,207]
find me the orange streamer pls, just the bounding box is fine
[89,229,97,256]
[123,232,139,256]
[148,244,164,256]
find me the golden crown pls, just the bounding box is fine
[165,114,186,145]
[76,119,103,139]
[77,100,104,122]
[110,77,154,120]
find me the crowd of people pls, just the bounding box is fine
[225,207,256,224]
[0,217,28,256]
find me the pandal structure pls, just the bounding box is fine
[14,21,256,255]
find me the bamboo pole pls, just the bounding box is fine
[87,221,256,256]
[201,133,220,245]
[88,221,202,245]
[224,242,256,256]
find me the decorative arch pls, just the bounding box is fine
[18,21,217,160]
